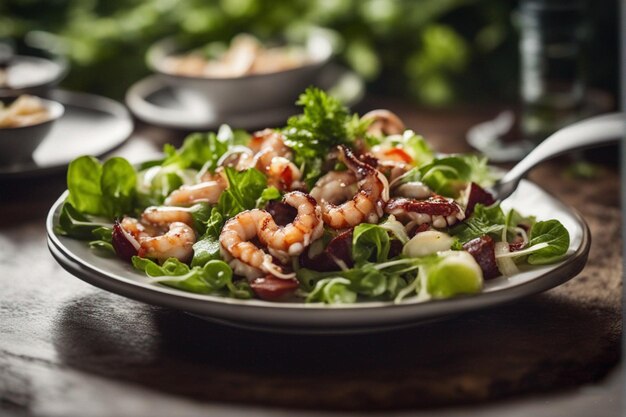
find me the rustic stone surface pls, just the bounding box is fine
[0,108,621,415]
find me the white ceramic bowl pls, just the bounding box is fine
[146,29,335,117]
[0,55,68,97]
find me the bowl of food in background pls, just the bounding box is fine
[0,95,65,165]
[0,52,68,98]
[146,28,335,117]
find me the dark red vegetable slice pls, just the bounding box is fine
[112,220,139,263]
[249,275,300,301]
[409,223,431,237]
[264,201,297,226]
[462,235,501,280]
[299,229,354,272]
[465,182,496,216]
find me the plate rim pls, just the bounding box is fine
[46,180,591,330]
[0,89,133,179]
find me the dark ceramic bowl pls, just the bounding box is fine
[0,96,65,165]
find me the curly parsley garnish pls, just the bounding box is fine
[283,87,369,187]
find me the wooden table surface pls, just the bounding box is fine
[0,98,622,417]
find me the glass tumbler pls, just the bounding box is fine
[519,0,587,143]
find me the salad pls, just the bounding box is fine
[55,88,570,304]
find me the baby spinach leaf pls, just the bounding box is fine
[352,223,390,264]
[163,132,226,171]
[191,208,225,267]
[416,155,494,197]
[342,265,389,297]
[418,156,471,197]
[132,256,250,298]
[217,167,267,217]
[258,186,282,206]
[306,277,357,304]
[191,238,222,268]
[187,203,211,235]
[101,157,137,218]
[67,156,103,215]
[160,125,250,175]
[66,155,138,219]
[526,220,570,265]
[55,202,111,239]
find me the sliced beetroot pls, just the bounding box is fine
[462,235,501,280]
[249,275,300,301]
[265,201,297,226]
[112,220,139,263]
[409,223,430,238]
[299,229,354,272]
[465,182,496,216]
[389,239,404,258]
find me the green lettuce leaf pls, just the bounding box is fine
[526,220,570,264]
[66,156,137,218]
[352,223,390,264]
[191,168,267,267]
[101,157,137,218]
[190,208,224,267]
[450,203,506,244]
[384,130,435,167]
[217,167,267,217]
[415,155,494,197]
[67,156,104,215]
[132,257,252,298]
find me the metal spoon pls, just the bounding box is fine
[492,112,624,200]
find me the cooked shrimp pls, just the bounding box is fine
[266,156,303,190]
[120,217,196,263]
[141,206,194,226]
[257,191,324,263]
[248,128,289,154]
[138,222,196,263]
[362,109,405,137]
[377,159,412,182]
[220,209,295,279]
[310,171,358,205]
[120,217,159,241]
[248,129,302,190]
[319,146,389,229]
[164,179,226,206]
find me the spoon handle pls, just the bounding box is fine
[497,112,624,199]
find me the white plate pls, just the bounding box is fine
[46,180,590,334]
[125,64,365,130]
[0,90,133,179]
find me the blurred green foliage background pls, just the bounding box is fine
[1,0,618,105]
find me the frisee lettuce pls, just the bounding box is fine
[283,87,369,187]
